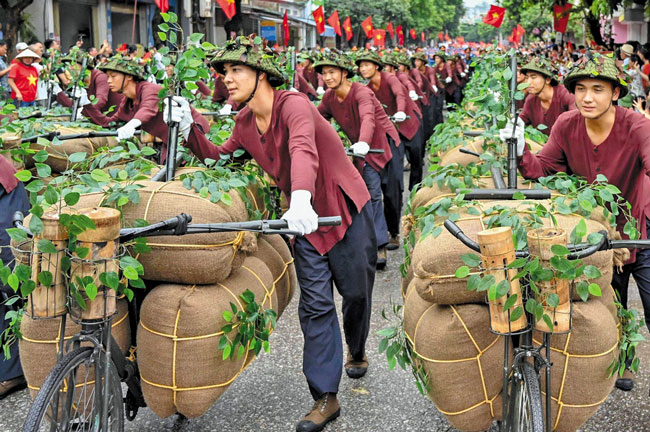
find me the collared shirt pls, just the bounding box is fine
[318,82,398,172]
[57,69,124,113]
[368,71,420,141]
[185,90,370,255]
[519,105,650,263]
[519,84,575,135]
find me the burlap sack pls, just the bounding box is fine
[404,287,507,431]
[19,298,131,399]
[1,133,25,170]
[137,256,277,418]
[533,299,618,432]
[71,181,257,284]
[252,235,296,317]
[440,139,543,167]
[411,200,614,305]
[30,126,118,173]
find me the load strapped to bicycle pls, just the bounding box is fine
[395,52,650,432]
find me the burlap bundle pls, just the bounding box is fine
[71,180,257,284]
[410,200,614,305]
[19,298,131,399]
[251,235,296,317]
[533,299,618,432]
[137,256,277,419]
[1,133,25,170]
[403,283,507,432]
[30,126,119,173]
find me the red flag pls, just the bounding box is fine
[386,22,394,38]
[327,10,342,37]
[313,6,325,35]
[154,0,169,13]
[445,32,451,42]
[513,24,525,44]
[282,11,290,46]
[372,29,386,47]
[421,31,425,42]
[396,25,404,46]
[553,3,572,34]
[216,0,236,20]
[437,32,443,41]
[409,29,417,40]
[343,16,353,41]
[361,16,374,38]
[482,4,506,28]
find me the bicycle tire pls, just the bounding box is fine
[504,361,544,432]
[23,346,125,432]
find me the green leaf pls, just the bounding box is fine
[64,192,80,206]
[35,163,51,178]
[6,228,27,243]
[222,344,232,360]
[503,294,518,311]
[29,215,44,235]
[99,271,120,290]
[222,310,233,322]
[579,199,593,213]
[547,293,560,308]
[550,244,570,256]
[25,179,44,193]
[512,191,525,200]
[37,239,58,254]
[460,253,481,267]
[91,169,111,183]
[542,314,554,332]
[467,274,481,291]
[43,186,59,205]
[455,266,470,278]
[158,32,167,42]
[123,267,139,280]
[576,281,589,302]
[478,274,495,292]
[507,258,528,269]
[509,306,524,322]
[583,265,602,279]
[587,232,604,245]
[571,219,587,243]
[32,150,49,163]
[69,152,87,163]
[588,283,602,297]
[38,270,53,287]
[14,170,32,182]
[84,283,98,300]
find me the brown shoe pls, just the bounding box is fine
[345,352,368,379]
[0,375,26,400]
[296,393,340,432]
[376,248,387,270]
[386,234,400,251]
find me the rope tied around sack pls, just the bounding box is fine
[406,303,501,418]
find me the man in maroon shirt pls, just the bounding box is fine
[411,52,439,139]
[0,157,30,398]
[519,57,575,135]
[79,56,208,158]
[299,52,325,97]
[52,51,124,115]
[163,37,376,432]
[357,50,423,249]
[315,52,399,268]
[507,54,650,392]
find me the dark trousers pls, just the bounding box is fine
[362,164,389,248]
[0,183,29,381]
[380,137,404,237]
[612,218,650,331]
[431,93,444,130]
[294,201,377,399]
[402,117,425,191]
[421,103,434,141]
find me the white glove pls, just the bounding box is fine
[465,68,469,73]
[289,87,299,92]
[432,85,438,93]
[219,104,232,115]
[409,90,418,101]
[350,141,370,156]
[316,86,325,96]
[73,87,91,106]
[460,72,466,78]
[76,107,84,119]
[116,119,142,141]
[163,96,194,140]
[190,88,198,95]
[499,118,526,157]
[282,190,318,236]
[51,81,62,96]
[393,111,407,123]
[445,77,452,84]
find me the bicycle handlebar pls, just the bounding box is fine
[459,188,551,200]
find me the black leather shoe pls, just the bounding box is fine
[615,378,634,391]
[0,375,26,400]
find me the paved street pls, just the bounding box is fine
[0,245,648,431]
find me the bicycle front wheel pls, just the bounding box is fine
[504,361,544,432]
[23,346,125,432]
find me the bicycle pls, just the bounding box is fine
[14,210,341,432]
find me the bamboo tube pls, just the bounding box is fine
[477,226,528,334]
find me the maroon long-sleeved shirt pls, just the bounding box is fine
[211,75,229,104]
[368,71,420,141]
[519,105,650,263]
[184,90,370,255]
[57,69,124,113]
[83,81,209,146]
[295,67,318,98]
[436,62,458,96]
[196,80,212,98]
[301,66,324,90]
[519,84,576,135]
[409,68,434,105]
[395,71,426,108]
[317,83,398,172]
[0,157,18,193]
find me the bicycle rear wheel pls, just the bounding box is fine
[23,346,124,432]
[504,361,544,432]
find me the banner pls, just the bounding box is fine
[553,3,572,34]
[313,6,325,35]
[343,16,353,41]
[373,29,386,47]
[327,10,342,37]
[362,16,374,38]
[216,0,236,20]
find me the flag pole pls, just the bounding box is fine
[131,0,138,45]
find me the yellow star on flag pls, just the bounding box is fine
[317,17,322,23]
[27,74,37,86]
[226,0,234,3]
[492,12,499,19]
